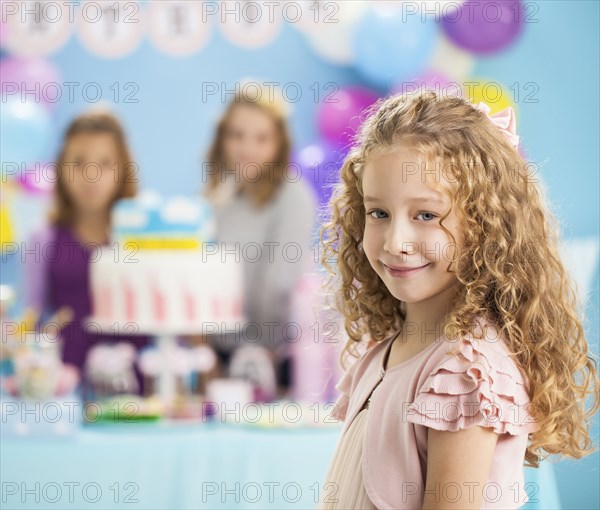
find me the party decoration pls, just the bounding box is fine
[218,0,282,49]
[84,342,139,398]
[0,204,14,248]
[77,0,144,59]
[302,1,367,65]
[441,0,524,55]
[0,17,8,47]
[291,272,341,403]
[353,7,438,88]
[0,96,52,166]
[0,57,62,110]
[466,78,515,115]
[392,70,463,98]
[228,345,278,402]
[562,237,600,311]
[473,102,520,149]
[373,0,465,18]
[293,142,346,206]
[429,31,475,83]
[316,86,379,147]
[147,0,213,57]
[4,1,72,56]
[18,162,56,195]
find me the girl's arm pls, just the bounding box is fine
[423,426,499,509]
[405,332,540,509]
[257,180,317,340]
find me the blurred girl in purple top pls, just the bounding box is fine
[25,109,151,395]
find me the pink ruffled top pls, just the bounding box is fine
[330,315,539,510]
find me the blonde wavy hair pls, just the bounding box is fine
[320,89,599,468]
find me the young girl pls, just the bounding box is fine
[201,85,316,396]
[318,90,599,509]
[25,109,151,395]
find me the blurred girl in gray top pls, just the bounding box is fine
[202,85,317,393]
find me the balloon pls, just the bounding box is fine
[441,0,524,55]
[465,78,515,115]
[0,19,7,47]
[428,31,476,82]
[303,1,368,65]
[0,203,14,247]
[353,8,438,88]
[18,162,56,195]
[0,57,62,110]
[293,142,348,205]
[392,70,463,98]
[317,86,379,147]
[0,97,52,167]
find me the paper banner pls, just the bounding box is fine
[147,0,212,57]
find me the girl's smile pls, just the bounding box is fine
[381,261,431,278]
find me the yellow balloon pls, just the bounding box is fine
[0,203,15,248]
[466,79,516,115]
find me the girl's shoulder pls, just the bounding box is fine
[407,316,539,436]
[275,177,317,210]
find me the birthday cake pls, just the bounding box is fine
[88,191,245,335]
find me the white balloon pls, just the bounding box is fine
[303,1,368,66]
[429,31,475,83]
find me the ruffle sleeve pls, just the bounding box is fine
[406,335,539,435]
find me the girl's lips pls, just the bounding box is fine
[382,262,431,278]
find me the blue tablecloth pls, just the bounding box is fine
[1,418,562,509]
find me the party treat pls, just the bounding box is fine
[88,191,245,335]
[84,394,164,423]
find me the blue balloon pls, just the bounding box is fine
[353,8,438,89]
[1,96,52,168]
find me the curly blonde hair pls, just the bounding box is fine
[319,89,599,468]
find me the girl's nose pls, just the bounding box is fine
[383,219,417,256]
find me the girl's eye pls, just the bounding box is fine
[367,209,388,219]
[417,211,437,221]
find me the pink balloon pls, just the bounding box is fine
[0,19,7,46]
[0,57,62,110]
[392,70,463,99]
[317,86,379,147]
[18,162,56,195]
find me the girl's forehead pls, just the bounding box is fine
[363,147,451,189]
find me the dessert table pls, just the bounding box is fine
[1,418,562,509]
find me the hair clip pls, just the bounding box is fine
[473,101,520,149]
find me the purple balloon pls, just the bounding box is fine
[392,70,463,98]
[317,86,379,147]
[441,0,524,55]
[0,57,62,110]
[293,142,348,205]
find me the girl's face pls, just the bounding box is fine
[362,147,463,305]
[61,133,123,215]
[222,104,280,183]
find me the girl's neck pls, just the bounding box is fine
[71,210,110,246]
[401,284,458,343]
